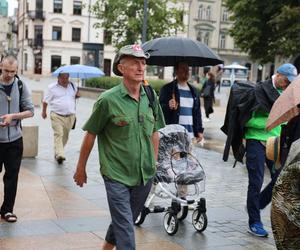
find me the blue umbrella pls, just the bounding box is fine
[52,64,105,79]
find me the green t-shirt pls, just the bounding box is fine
[245,109,281,141]
[83,83,165,186]
[245,86,282,141]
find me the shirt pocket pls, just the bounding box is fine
[143,114,155,137]
[111,116,134,139]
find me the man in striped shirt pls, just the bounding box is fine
[159,62,204,142]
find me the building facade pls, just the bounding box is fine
[17,0,115,76]
[188,0,272,82]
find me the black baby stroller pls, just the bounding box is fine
[135,124,207,235]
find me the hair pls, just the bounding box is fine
[1,55,17,65]
[174,61,188,71]
[58,73,69,78]
[207,72,216,83]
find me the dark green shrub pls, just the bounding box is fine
[85,77,166,94]
[85,77,121,89]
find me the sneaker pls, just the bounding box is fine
[248,222,268,237]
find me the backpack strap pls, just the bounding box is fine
[142,80,157,121]
[15,75,23,112]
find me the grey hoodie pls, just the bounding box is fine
[0,77,34,143]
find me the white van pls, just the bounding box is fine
[221,63,248,86]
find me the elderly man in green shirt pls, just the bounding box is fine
[73,44,165,250]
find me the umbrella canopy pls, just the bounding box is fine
[142,36,223,67]
[266,75,300,131]
[52,64,104,79]
[224,63,248,70]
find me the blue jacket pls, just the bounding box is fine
[159,79,204,135]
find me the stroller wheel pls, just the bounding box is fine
[177,205,188,221]
[135,207,147,226]
[163,212,179,235]
[192,209,207,232]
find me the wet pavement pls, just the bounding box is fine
[0,76,276,249]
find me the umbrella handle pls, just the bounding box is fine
[171,93,178,110]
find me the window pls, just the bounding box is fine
[53,0,62,13]
[197,31,210,45]
[103,30,112,45]
[70,56,80,65]
[52,26,62,40]
[51,55,61,72]
[25,25,28,39]
[222,8,228,21]
[24,53,28,71]
[233,41,239,49]
[204,32,209,45]
[104,59,111,76]
[198,5,203,20]
[36,0,43,11]
[34,25,43,47]
[206,6,211,20]
[220,34,226,49]
[26,0,29,12]
[73,0,82,15]
[72,28,81,42]
[196,31,202,42]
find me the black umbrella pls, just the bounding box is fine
[142,36,223,67]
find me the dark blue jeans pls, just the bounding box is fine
[246,139,280,225]
[103,176,152,250]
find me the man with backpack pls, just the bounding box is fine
[244,63,297,237]
[42,73,79,164]
[73,44,165,250]
[0,55,34,222]
[222,63,298,237]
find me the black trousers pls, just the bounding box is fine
[204,97,214,118]
[0,137,23,215]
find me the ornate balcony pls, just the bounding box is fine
[27,10,45,21]
[28,38,43,49]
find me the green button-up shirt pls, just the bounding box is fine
[83,83,165,186]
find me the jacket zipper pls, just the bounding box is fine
[7,98,11,141]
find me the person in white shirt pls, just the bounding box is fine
[42,73,79,164]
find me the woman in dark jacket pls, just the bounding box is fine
[201,72,215,120]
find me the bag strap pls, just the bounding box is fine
[15,75,23,112]
[69,82,77,110]
[14,75,23,128]
[70,82,75,91]
[142,80,157,121]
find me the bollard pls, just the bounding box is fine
[31,90,44,107]
[22,126,39,158]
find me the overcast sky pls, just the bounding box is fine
[8,0,18,16]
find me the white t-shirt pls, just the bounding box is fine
[44,82,77,115]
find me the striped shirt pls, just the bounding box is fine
[178,84,194,139]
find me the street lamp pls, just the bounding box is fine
[142,0,148,43]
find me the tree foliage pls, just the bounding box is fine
[225,0,300,63]
[91,0,185,49]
